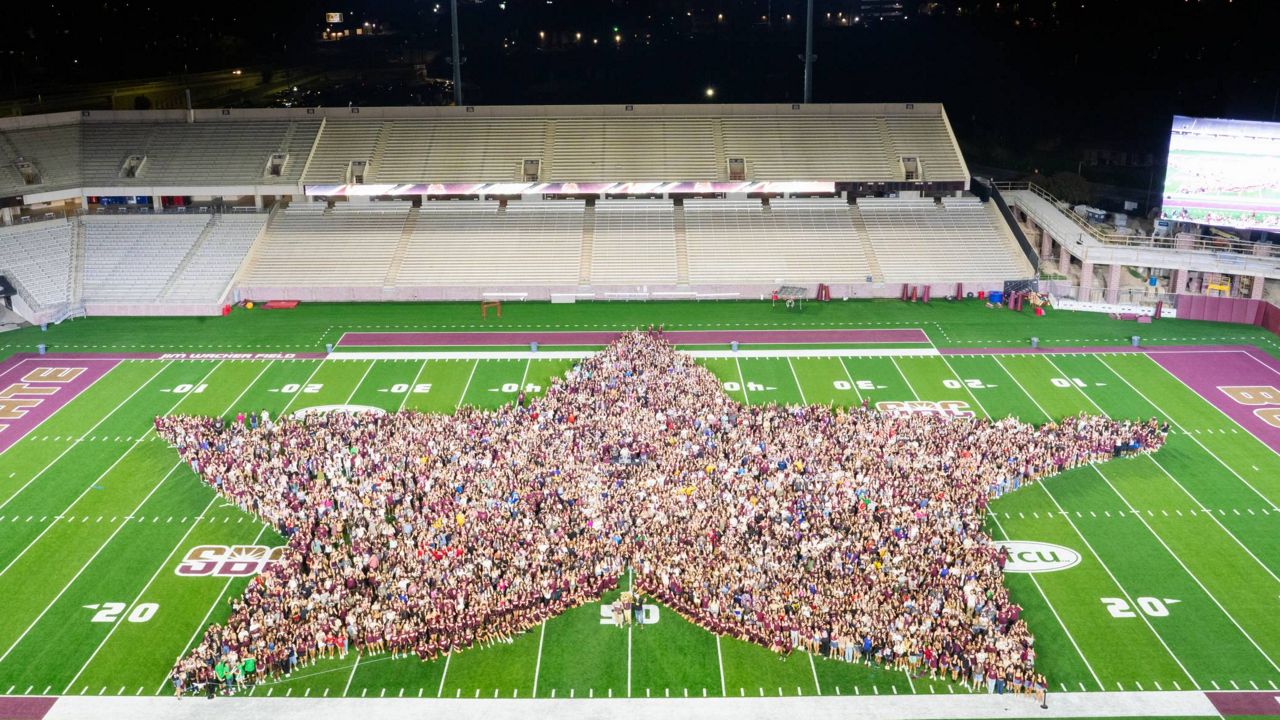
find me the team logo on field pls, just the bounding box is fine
[292,404,388,419]
[875,400,975,419]
[994,541,1081,573]
[176,545,283,577]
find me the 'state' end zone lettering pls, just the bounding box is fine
[0,363,110,453]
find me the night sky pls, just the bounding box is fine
[1,0,1276,180]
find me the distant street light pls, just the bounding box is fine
[705,87,716,98]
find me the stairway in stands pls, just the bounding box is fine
[673,200,690,285]
[384,207,419,288]
[69,218,86,306]
[847,204,884,283]
[159,214,219,301]
[577,201,596,286]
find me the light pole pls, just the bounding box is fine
[802,0,815,103]
[450,0,463,106]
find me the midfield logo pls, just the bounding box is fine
[176,545,283,577]
[875,400,976,419]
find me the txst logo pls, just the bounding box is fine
[176,545,283,577]
[994,541,1082,573]
[875,400,975,419]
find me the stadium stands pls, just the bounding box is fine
[300,121,384,185]
[0,219,75,308]
[80,215,212,304]
[856,196,1031,282]
[0,123,82,193]
[80,120,320,187]
[374,120,547,183]
[684,198,871,284]
[162,213,268,303]
[240,204,409,288]
[397,201,584,286]
[548,118,720,182]
[0,104,1048,316]
[590,200,679,285]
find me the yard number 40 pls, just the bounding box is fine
[1101,597,1178,618]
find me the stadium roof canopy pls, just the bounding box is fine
[0,103,969,203]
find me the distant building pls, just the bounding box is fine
[859,0,906,20]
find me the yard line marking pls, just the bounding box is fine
[156,526,270,693]
[436,652,451,697]
[63,492,224,693]
[455,360,479,408]
[903,668,916,694]
[990,358,1194,686]
[0,461,184,666]
[786,358,809,405]
[342,361,377,406]
[938,354,991,418]
[531,623,546,698]
[734,356,750,404]
[835,357,864,405]
[1103,356,1279,509]
[1094,360,1280,583]
[807,652,821,695]
[989,513,1104,690]
[1037,478,1200,687]
[888,357,920,401]
[0,362,171,512]
[1087,464,1280,674]
[397,359,430,411]
[716,635,726,697]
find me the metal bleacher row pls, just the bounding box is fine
[298,114,963,185]
[233,197,1029,291]
[0,196,1029,313]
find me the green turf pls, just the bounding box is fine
[1,300,1278,708]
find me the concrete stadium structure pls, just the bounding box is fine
[0,103,1059,321]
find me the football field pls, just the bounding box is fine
[0,301,1278,715]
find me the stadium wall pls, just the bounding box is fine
[1174,294,1280,339]
[234,281,1009,304]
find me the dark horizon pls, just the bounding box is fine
[2,0,1277,184]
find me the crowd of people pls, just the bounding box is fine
[158,330,1165,699]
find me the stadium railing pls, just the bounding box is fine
[995,181,1280,261]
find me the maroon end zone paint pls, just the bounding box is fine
[1150,349,1280,454]
[0,358,121,455]
[0,696,56,720]
[940,344,1264,356]
[1206,690,1280,716]
[339,328,931,347]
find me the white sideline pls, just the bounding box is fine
[327,349,941,361]
[39,690,1222,720]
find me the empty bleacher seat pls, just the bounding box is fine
[0,220,74,307]
[591,200,677,285]
[398,201,584,286]
[856,197,1031,282]
[163,214,268,303]
[80,215,212,303]
[241,205,408,287]
[684,198,870,284]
